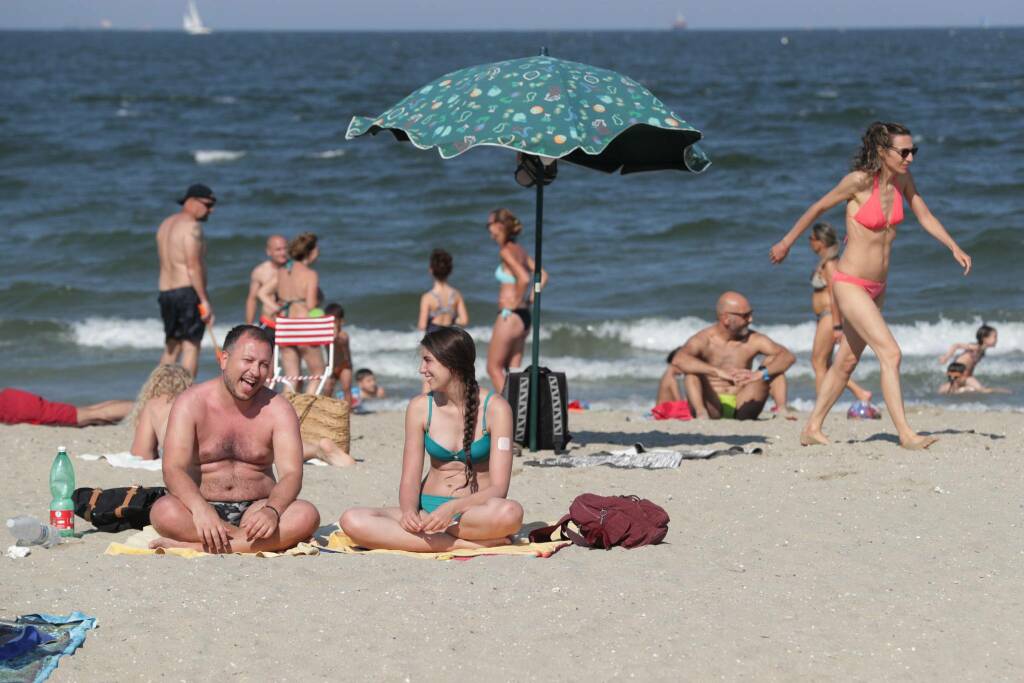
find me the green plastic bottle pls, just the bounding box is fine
[49,446,76,537]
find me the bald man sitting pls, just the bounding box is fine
[670,292,796,420]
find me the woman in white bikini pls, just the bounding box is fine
[417,248,468,334]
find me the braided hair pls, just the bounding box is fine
[420,326,480,493]
[852,121,911,175]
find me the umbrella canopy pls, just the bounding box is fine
[346,54,710,174]
[347,52,709,451]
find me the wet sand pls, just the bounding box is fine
[2,406,1022,680]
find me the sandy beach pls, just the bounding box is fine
[2,406,1022,681]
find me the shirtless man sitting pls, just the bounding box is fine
[149,325,320,553]
[671,291,796,420]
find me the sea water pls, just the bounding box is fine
[1,29,1021,409]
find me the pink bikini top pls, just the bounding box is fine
[853,175,904,231]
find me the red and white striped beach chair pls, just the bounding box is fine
[270,316,335,395]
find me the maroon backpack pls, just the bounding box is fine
[529,494,670,549]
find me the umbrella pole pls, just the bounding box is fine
[529,178,543,452]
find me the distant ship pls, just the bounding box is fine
[671,11,688,30]
[183,0,212,35]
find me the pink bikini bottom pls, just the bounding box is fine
[832,269,886,300]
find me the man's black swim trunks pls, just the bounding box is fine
[158,286,204,344]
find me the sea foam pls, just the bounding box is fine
[310,149,346,159]
[193,149,245,164]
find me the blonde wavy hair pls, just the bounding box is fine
[489,208,523,241]
[129,364,193,426]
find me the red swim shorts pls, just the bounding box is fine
[0,388,78,426]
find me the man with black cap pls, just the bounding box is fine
[155,183,216,379]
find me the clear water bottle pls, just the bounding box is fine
[6,516,62,548]
[49,446,76,537]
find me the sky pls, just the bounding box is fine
[4,0,1022,31]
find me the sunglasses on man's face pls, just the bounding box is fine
[198,199,216,208]
[890,146,919,160]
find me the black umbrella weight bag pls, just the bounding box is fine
[503,366,570,452]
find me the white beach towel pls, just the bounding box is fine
[528,442,764,469]
[78,452,162,471]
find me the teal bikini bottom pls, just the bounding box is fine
[420,493,462,521]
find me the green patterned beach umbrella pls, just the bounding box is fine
[347,52,710,451]
[346,53,710,174]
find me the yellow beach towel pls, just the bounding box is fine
[318,528,571,561]
[104,525,320,559]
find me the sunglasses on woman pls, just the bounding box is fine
[890,146,919,159]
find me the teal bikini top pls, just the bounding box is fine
[424,391,494,463]
[495,264,517,285]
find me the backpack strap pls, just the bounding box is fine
[84,488,103,523]
[114,486,140,519]
[527,514,590,547]
[546,372,565,449]
[513,373,529,444]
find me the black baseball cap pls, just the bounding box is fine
[178,183,216,205]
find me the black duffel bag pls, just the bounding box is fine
[73,485,167,532]
[503,366,571,452]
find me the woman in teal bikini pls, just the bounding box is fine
[340,327,523,551]
[485,208,547,393]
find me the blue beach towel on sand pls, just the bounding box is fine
[0,612,97,683]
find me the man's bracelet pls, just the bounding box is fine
[264,505,280,519]
[833,325,843,330]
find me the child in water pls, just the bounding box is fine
[353,368,386,402]
[938,325,1006,394]
[938,361,1008,395]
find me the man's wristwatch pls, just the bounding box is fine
[761,368,771,382]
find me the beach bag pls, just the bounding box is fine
[503,366,570,452]
[528,494,670,549]
[284,392,350,453]
[73,485,166,532]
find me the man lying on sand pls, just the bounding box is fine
[0,387,133,427]
[149,325,319,553]
[670,291,795,420]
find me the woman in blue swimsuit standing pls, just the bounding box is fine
[340,327,523,551]
[486,208,548,393]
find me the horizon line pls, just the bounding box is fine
[2,24,1021,33]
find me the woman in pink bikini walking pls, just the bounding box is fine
[769,121,972,449]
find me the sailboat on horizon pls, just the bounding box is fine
[671,11,688,30]
[183,0,212,35]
